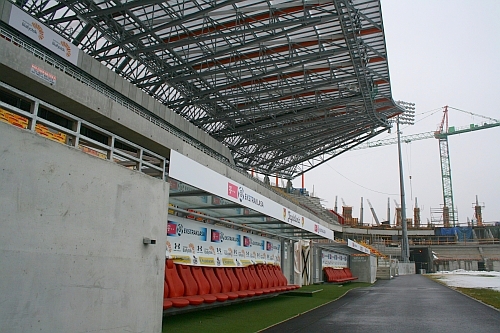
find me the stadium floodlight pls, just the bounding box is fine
[396,100,416,125]
[395,100,416,262]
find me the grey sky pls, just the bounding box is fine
[292,0,500,226]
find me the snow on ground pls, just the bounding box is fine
[430,270,500,292]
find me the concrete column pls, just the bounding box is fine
[0,123,168,333]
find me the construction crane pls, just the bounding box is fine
[352,106,500,226]
[366,199,381,226]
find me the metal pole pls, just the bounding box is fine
[397,117,410,262]
[360,197,364,226]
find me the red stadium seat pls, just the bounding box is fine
[214,268,239,300]
[322,267,357,283]
[255,264,276,293]
[263,265,278,288]
[190,266,217,303]
[202,267,229,302]
[175,264,204,305]
[242,266,264,296]
[163,281,173,310]
[248,265,272,294]
[272,265,297,290]
[267,265,288,291]
[234,267,256,296]
[225,267,249,298]
[164,260,190,308]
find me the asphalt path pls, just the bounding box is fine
[263,275,500,333]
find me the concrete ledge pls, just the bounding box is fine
[282,289,323,297]
[163,292,285,316]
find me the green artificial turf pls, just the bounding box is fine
[162,282,371,333]
[426,275,500,310]
[455,287,500,310]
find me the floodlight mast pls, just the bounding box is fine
[395,101,415,262]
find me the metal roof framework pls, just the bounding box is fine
[20,0,402,178]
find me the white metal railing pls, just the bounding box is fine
[0,82,166,180]
[0,24,230,166]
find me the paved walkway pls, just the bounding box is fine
[263,275,500,333]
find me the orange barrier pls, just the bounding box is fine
[0,107,28,129]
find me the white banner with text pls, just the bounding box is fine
[169,151,334,240]
[347,239,371,254]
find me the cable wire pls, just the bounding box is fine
[326,163,398,196]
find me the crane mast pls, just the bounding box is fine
[350,106,499,226]
[437,106,456,226]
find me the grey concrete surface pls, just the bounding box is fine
[0,35,341,233]
[0,0,232,161]
[264,275,500,333]
[0,123,168,333]
[350,254,377,283]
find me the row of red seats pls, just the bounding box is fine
[323,267,358,283]
[164,260,300,310]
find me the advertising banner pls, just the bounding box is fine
[347,239,371,254]
[8,6,79,65]
[166,216,281,267]
[322,250,348,268]
[169,151,334,240]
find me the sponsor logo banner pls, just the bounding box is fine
[322,250,348,268]
[166,216,281,267]
[169,151,334,240]
[8,6,79,65]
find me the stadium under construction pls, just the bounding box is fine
[0,0,499,332]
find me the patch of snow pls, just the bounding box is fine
[430,270,500,292]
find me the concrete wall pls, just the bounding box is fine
[311,246,322,284]
[491,261,500,272]
[0,0,232,163]
[350,255,377,283]
[343,227,435,236]
[0,36,339,234]
[434,260,479,272]
[281,240,294,284]
[398,262,416,275]
[76,51,233,163]
[0,123,168,333]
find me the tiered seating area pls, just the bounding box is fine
[359,241,388,258]
[164,259,300,314]
[323,267,358,283]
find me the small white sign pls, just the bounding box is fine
[30,64,56,85]
[322,250,348,267]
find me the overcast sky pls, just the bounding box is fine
[292,0,500,226]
